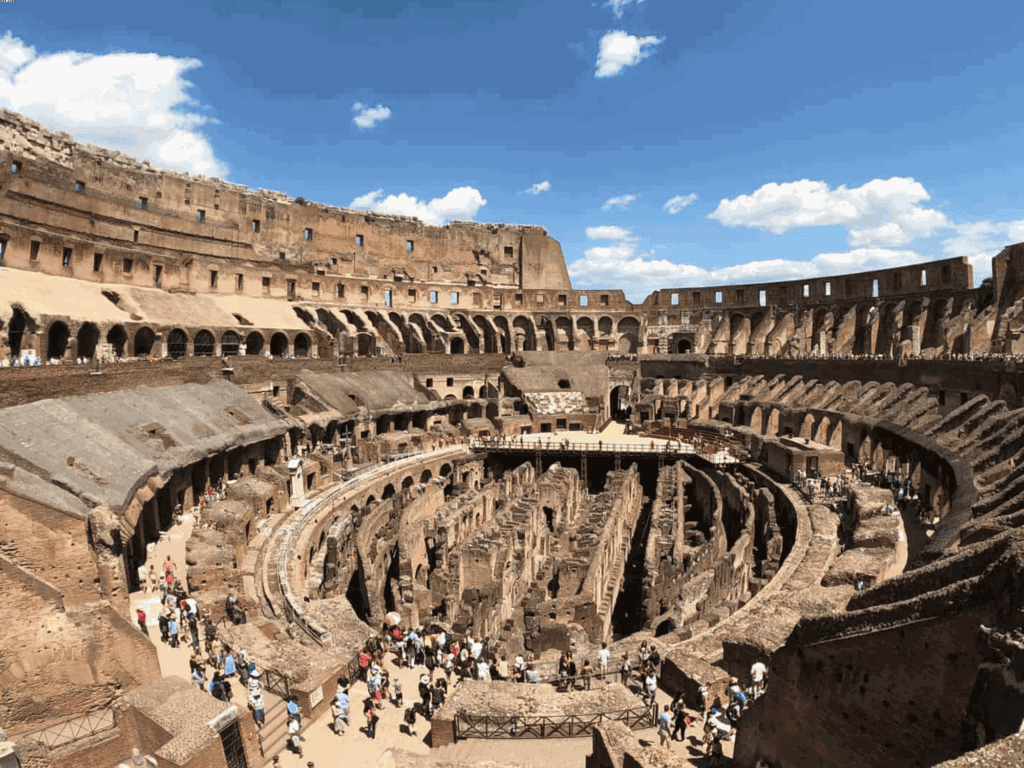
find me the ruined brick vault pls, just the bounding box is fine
[1,106,1024,768]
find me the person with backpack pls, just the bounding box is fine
[671,697,690,742]
[364,701,379,740]
[404,704,418,737]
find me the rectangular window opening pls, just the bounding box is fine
[312,282,320,297]
[123,258,133,274]
[408,289,417,300]
[361,285,369,298]
[558,294,567,306]
[671,293,679,305]
[430,290,438,304]
[515,293,523,305]
[210,270,218,289]
[921,269,927,286]
[337,283,345,298]
[62,247,72,267]
[942,265,951,283]
[504,246,514,257]
[872,278,879,298]
[236,273,244,291]
[802,283,810,298]
[278,252,286,261]
[825,281,831,296]
[153,264,162,287]
[10,161,21,175]
[406,240,414,253]
[355,234,364,247]
[93,253,103,272]
[715,291,723,304]
[451,292,459,305]
[138,196,148,210]
[580,295,589,307]
[736,289,745,303]
[29,240,40,260]
[384,289,392,307]
[252,219,260,233]
[759,290,767,307]
[693,292,701,306]
[196,209,205,224]
[74,180,85,194]
[601,294,609,306]
[133,229,139,243]
[304,228,313,242]
[287,279,296,299]
[261,276,271,294]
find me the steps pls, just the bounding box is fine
[257,697,291,758]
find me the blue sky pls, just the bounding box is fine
[1,0,1022,301]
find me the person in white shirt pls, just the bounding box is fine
[750,661,768,698]
[598,642,610,680]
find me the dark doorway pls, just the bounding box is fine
[47,321,70,360]
[610,384,631,421]
[677,339,692,353]
[6,307,26,358]
[218,720,248,768]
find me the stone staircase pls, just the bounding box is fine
[257,696,291,759]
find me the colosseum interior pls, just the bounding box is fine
[1,106,1024,768]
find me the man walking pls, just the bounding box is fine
[658,704,673,748]
[598,642,610,680]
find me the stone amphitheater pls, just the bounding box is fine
[1,106,1023,768]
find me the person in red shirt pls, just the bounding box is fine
[136,607,148,635]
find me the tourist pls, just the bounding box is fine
[363,701,379,739]
[750,660,768,699]
[431,680,445,712]
[335,680,350,724]
[581,658,594,690]
[620,652,632,686]
[358,645,372,680]
[644,669,658,706]
[671,697,689,742]
[136,606,148,635]
[163,554,177,579]
[223,650,236,678]
[148,564,159,593]
[288,718,304,755]
[659,704,672,748]
[494,654,510,681]
[639,640,650,666]
[191,665,204,689]
[249,689,266,727]
[404,703,418,736]
[567,652,578,690]
[330,696,345,735]
[419,674,431,716]
[513,653,525,683]
[287,696,301,726]
[392,678,403,707]
[167,614,179,647]
[598,642,610,680]
[525,663,538,684]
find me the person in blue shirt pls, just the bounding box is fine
[287,697,301,726]
[658,704,673,748]
[223,652,236,677]
[191,667,203,689]
[168,617,179,648]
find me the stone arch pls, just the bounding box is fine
[749,407,763,434]
[166,328,188,359]
[577,316,595,339]
[765,409,780,436]
[409,314,436,352]
[799,413,815,439]
[440,463,452,477]
[455,314,481,353]
[871,442,886,473]
[492,315,511,353]
[828,419,844,450]
[923,298,950,351]
[402,476,415,490]
[555,316,575,351]
[512,315,535,352]
[106,324,127,358]
[134,327,156,358]
[676,338,693,353]
[46,321,70,360]
[730,313,751,355]
[473,314,498,353]
[270,332,289,357]
[420,469,433,484]
[220,330,240,356]
[294,332,311,358]
[598,316,613,336]
[858,435,873,466]
[193,329,215,357]
[76,322,100,359]
[245,331,264,356]
[462,385,475,399]
[450,337,466,354]
[813,415,831,444]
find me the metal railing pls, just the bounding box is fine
[18,708,117,749]
[469,437,740,464]
[454,700,656,740]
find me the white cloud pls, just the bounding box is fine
[605,0,647,19]
[0,32,227,177]
[940,219,1024,284]
[569,230,930,301]
[709,177,951,247]
[352,102,392,129]
[595,30,664,78]
[586,225,633,241]
[602,193,638,211]
[526,180,551,195]
[664,193,697,214]
[348,186,486,226]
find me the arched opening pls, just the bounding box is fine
[677,339,692,353]
[402,476,414,490]
[462,386,475,399]
[76,323,100,360]
[134,327,156,358]
[245,332,264,356]
[381,484,396,500]
[512,316,536,352]
[220,330,240,357]
[166,328,188,359]
[450,337,465,354]
[270,332,289,357]
[610,384,631,421]
[47,321,70,360]
[346,558,371,622]
[294,332,311,358]
[420,469,433,484]
[6,306,26,359]
[193,329,215,357]
[440,463,452,477]
[106,325,127,358]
